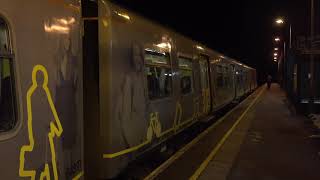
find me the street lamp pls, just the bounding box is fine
[274,48,279,51]
[274,53,278,56]
[275,37,281,42]
[276,18,284,24]
[275,18,292,49]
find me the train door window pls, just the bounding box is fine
[145,48,172,100]
[199,56,209,89]
[0,17,16,133]
[216,65,223,87]
[178,56,193,95]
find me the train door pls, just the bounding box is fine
[83,0,101,179]
[231,64,237,100]
[199,55,211,117]
[235,66,243,99]
[177,55,196,128]
[210,62,217,110]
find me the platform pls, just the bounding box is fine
[144,84,320,180]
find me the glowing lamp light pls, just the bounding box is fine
[274,48,279,51]
[276,19,284,24]
[275,37,280,42]
[274,53,278,56]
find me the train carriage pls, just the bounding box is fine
[0,0,257,179]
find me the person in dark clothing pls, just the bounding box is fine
[267,74,272,89]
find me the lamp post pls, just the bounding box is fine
[275,18,292,48]
[309,0,315,113]
[274,18,292,89]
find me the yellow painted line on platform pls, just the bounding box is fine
[189,87,265,180]
[143,88,264,180]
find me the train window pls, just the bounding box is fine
[178,56,193,95]
[145,48,170,66]
[199,58,209,89]
[0,17,16,133]
[145,49,172,100]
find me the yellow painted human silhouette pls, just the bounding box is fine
[19,65,63,180]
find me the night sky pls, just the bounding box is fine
[112,0,311,84]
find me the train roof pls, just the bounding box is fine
[107,0,255,70]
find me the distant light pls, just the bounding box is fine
[274,53,278,56]
[274,48,279,51]
[236,71,239,75]
[276,18,284,24]
[275,37,280,42]
[274,59,277,62]
[115,11,131,20]
[196,45,204,51]
[274,57,277,60]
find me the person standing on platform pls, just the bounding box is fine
[267,74,272,89]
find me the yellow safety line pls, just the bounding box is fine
[19,65,63,180]
[103,140,151,159]
[189,87,265,180]
[143,87,263,180]
[72,171,84,180]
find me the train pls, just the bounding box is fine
[0,0,257,179]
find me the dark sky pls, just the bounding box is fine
[112,0,311,83]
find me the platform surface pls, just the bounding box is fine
[198,84,320,180]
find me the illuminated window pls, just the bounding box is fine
[145,49,172,100]
[178,56,193,95]
[0,17,16,133]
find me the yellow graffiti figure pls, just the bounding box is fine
[19,65,63,180]
[147,112,162,141]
